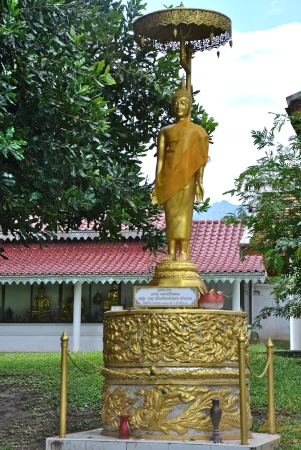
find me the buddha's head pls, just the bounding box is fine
[111,281,118,291]
[171,77,192,119]
[38,285,45,297]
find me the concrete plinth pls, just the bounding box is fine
[46,428,280,450]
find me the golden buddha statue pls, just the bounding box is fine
[103,281,120,311]
[25,285,51,322]
[152,78,209,262]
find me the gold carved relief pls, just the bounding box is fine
[104,312,248,364]
[102,384,249,435]
[101,386,137,430]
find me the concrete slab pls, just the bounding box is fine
[46,429,280,450]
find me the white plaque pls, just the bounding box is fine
[133,287,198,308]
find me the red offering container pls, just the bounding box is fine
[199,290,224,309]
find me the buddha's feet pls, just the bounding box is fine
[162,254,176,261]
[177,253,188,261]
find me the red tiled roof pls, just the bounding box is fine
[190,221,264,273]
[0,221,264,277]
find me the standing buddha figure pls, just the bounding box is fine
[152,78,209,261]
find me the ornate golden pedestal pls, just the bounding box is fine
[148,261,207,293]
[101,309,252,440]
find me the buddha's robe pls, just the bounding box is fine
[155,118,209,240]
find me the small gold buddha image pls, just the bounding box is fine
[103,281,120,312]
[25,285,51,322]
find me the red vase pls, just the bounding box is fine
[119,415,130,439]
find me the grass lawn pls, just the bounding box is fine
[0,340,300,449]
[0,352,103,450]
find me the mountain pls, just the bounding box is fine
[193,200,239,220]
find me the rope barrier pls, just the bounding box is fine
[246,354,271,379]
[67,349,153,379]
[67,350,101,375]
[249,354,266,363]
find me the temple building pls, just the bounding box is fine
[0,219,266,352]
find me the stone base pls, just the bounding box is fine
[148,260,207,292]
[46,429,280,450]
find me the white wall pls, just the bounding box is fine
[0,323,103,352]
[252,284,290,341]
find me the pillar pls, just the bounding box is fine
[290,317,301,350]
[232,280,241,311]
[1,284,5,322]
[73,281,82,352]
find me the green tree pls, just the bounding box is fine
[225,113,301,319]
[0,0,217,252]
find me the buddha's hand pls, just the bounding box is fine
[195,183,204,203]
[151,188,159,205]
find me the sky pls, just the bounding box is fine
[140,0,301,204]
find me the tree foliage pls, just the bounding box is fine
[0,0,217,251]
[224,113,301,318]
